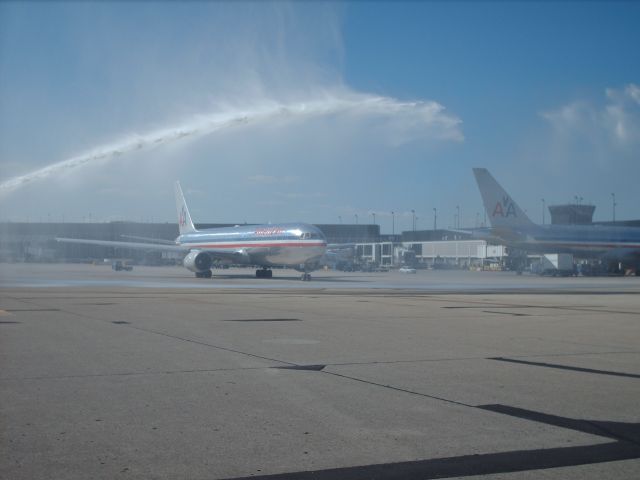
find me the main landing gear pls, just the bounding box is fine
[256,268,273,279]
[300,273,312,281]
[195,270,212,278]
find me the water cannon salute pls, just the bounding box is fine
[3,4,640,480]
[0,4,466,281]
[0,3,638,278]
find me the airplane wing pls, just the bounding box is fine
[56,237,249,261]
[120,235,177,245]
[56,237,188,252]
[443,228,474,236]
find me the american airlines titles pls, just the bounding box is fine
[254,227,285,236]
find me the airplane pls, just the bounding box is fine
[472,168,640,273]
[57,182,327,281]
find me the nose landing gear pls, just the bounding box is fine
[256,268,273,279]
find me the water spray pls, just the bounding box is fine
[0,92,462,195]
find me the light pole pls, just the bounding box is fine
[338,215,342,224]
[411,209,415,231]
[456,205,460,228]
[541,198,545,225]
[611,193,616,224]
[355,214,358,225]
[391,211,395,236]
[372,212,376,225]
[433,208,437,230]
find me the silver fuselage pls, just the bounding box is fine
[177,222,327,267]
[474,224,640,260]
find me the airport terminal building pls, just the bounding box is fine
[1,203,634,270]
[0,221,506,269]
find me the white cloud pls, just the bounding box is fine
[523,83,640,219]
[543,83,640,148]
[626,84,640,104]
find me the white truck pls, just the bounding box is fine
[536,254,575,276]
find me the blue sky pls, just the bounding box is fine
[1,2,639,231]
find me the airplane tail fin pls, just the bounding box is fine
[175,181,197,235]
[473,168,535,228]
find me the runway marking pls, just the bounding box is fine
[223,318,302,322]
[221,443,640,480]
[477,404,640,445]
[223,405,640,479]
[489,357,640,379]
[482,310,532,317]
[275,364,326,371]
[0,309,11,316]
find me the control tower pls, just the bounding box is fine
[548,204,596,225]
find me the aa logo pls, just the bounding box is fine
[179,206,187,226]
[493,196,517,217]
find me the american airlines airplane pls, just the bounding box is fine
[472,168,640,271]
[57,182,328,280]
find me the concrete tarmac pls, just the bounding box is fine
[1,263,639,479]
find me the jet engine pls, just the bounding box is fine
[183,251,212,273]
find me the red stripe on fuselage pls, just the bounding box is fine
[180,242,327,249]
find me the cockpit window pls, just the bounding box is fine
[300,232,323,240]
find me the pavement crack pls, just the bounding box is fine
[123,323,297,366]
[322,370,475,408]
[0,366,272,381]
